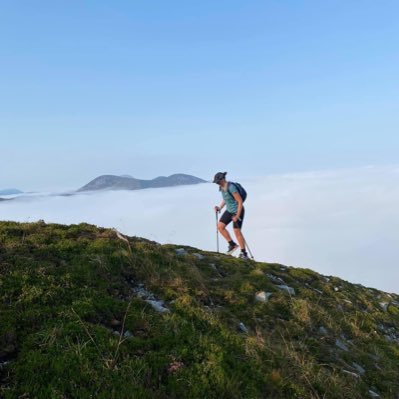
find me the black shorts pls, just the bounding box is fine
[220,208,245,229]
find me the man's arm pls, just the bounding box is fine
[215,200,225,212]
[232,192,243,221]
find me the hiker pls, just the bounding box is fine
[213,172,249,260]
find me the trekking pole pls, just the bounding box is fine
[236,217,255,260]
[244,238,255,260]
[215,210,220,253]
[239,227,254,260]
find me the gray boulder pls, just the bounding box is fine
[276,285,295,296]
[368,390,380,398]
[379,302,389,312]
[352,362,365,375]
[335,339,349,352]
[266,273,286,284]
[145,299,170,313]
[123,330,133,338]
[133,286,155,300]
[255,291,272,303]
[238,322,249,334]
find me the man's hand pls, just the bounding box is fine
[232,214,239,223]
[214,206,221,213]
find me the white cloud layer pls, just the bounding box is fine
[1,166,399,293]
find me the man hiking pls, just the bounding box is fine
[213,171,249,260]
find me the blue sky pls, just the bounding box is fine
[1,1,398,190]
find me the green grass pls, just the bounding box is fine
[0,221,399,398]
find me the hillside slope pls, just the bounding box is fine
[0,221,398,398]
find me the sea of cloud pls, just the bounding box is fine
[1,166,398,293]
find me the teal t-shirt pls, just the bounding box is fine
[221,183,239,214]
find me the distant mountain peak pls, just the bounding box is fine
[78,174,206,192]
[0,188,23,195]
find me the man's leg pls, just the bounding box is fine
[218,211,239,254]
[218,222,233,242]
[233,228,245,250]
[233,208,247,253]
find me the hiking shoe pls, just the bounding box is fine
[239,252,250,260]
[227,243,239,255]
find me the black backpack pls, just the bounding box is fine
[228,182,247,202]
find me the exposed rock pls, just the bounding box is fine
[255,291,272,303]
[111,319,121,327]
[379,302,389,312]
[384,334,399,344]
[342,370,360,379]
[313,288,323,295]
[318,326,328,336]
[145,299,170,313]
[132,284,170,313]
[352,362,365,375]
[123,330,133,338]
[368,390,380,398]
[238,322,249,334]
[341,334,354,347]
[334,287,339,292]
[132,286,155,300]
[276,285,295,296]
[266,273,286,284]
[378,323,399,344]
[175,248,188,256]
[193,253,205,260]
[335,339,349,352]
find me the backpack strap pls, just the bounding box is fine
[227,182,238,200]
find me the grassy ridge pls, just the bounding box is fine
[0,221,398,398]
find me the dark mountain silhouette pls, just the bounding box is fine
[78,173,206,192]
[0,189,23,195]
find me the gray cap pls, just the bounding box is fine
[213,172,227,183]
